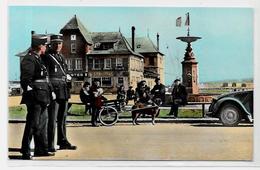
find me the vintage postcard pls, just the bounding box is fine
[4,0,259,168]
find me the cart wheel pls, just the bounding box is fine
[99,106,118,126]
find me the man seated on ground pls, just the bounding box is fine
[79,81,91,114]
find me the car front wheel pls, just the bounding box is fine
[219,104,242,126]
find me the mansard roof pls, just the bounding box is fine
[89,32,143,58]
[126,37,164,55]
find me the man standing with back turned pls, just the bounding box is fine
[168,79,188,118]
[44,34,77,151]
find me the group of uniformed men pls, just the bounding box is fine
[20,34,76,160]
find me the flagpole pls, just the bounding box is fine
[186,12,190,36]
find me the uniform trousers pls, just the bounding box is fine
[48,99,69,148]
[21,103,48,155]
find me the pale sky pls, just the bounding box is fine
[8,6,253,85]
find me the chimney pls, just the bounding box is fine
[131,26,135,52]
[157,33,159,51]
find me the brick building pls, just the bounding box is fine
[16,15,165,93]
[59,15,164,93]
[126,35,164,88]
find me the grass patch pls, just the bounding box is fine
[9,105,203,120]
[67,104,91,120]
[9,105,27,119]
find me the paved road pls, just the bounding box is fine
[8,122,253,161]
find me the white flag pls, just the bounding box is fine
[176,17,181,27]
[185,12,190,26]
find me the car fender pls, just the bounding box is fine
[214,97,252,118]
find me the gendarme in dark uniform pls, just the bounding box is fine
[43,34,76,150]
[20,34,55,159]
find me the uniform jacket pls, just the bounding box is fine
[43,50,70,100]
[20,52,52,105]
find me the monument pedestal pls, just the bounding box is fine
[181,42,199,94]
[176,36,201,95]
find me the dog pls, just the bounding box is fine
[131,101,160,125]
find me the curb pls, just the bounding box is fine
[9,117,220,124]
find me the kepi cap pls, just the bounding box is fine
[50,34,63,42]
[155,77,160,82]
[174,79,181,83]
[31,34,48,46]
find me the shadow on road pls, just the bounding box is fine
[8,155,23,160]
[8,147,21,152]
[8,148,23,160]
[190,123,253,127]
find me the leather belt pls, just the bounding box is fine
[34,78,49,83]
[49,77,66,82]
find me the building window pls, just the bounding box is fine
[91,77,112,87]
[92,78,101,85]
[104,58,111,69]
[118,77,124,85]
[71,43,76,53]
[65,58,73,70]
[85,58,88,71]
[116,58,123,67]
[75,58,82,70]
[73,81,83,89]
[71,34,76,40]
[102,77,112,87]
[93,59,102,69]
[149,57,154,65]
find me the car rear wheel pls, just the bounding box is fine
[219,104,242,126]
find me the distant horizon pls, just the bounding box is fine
[8,7,253,85]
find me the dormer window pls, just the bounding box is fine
[93,42,114,50]
[101,42,114,50]
[94,42,101,49]
[71,34,76,40]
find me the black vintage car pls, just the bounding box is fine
[208,90,253,126]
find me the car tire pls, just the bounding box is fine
[219,104,242,126]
